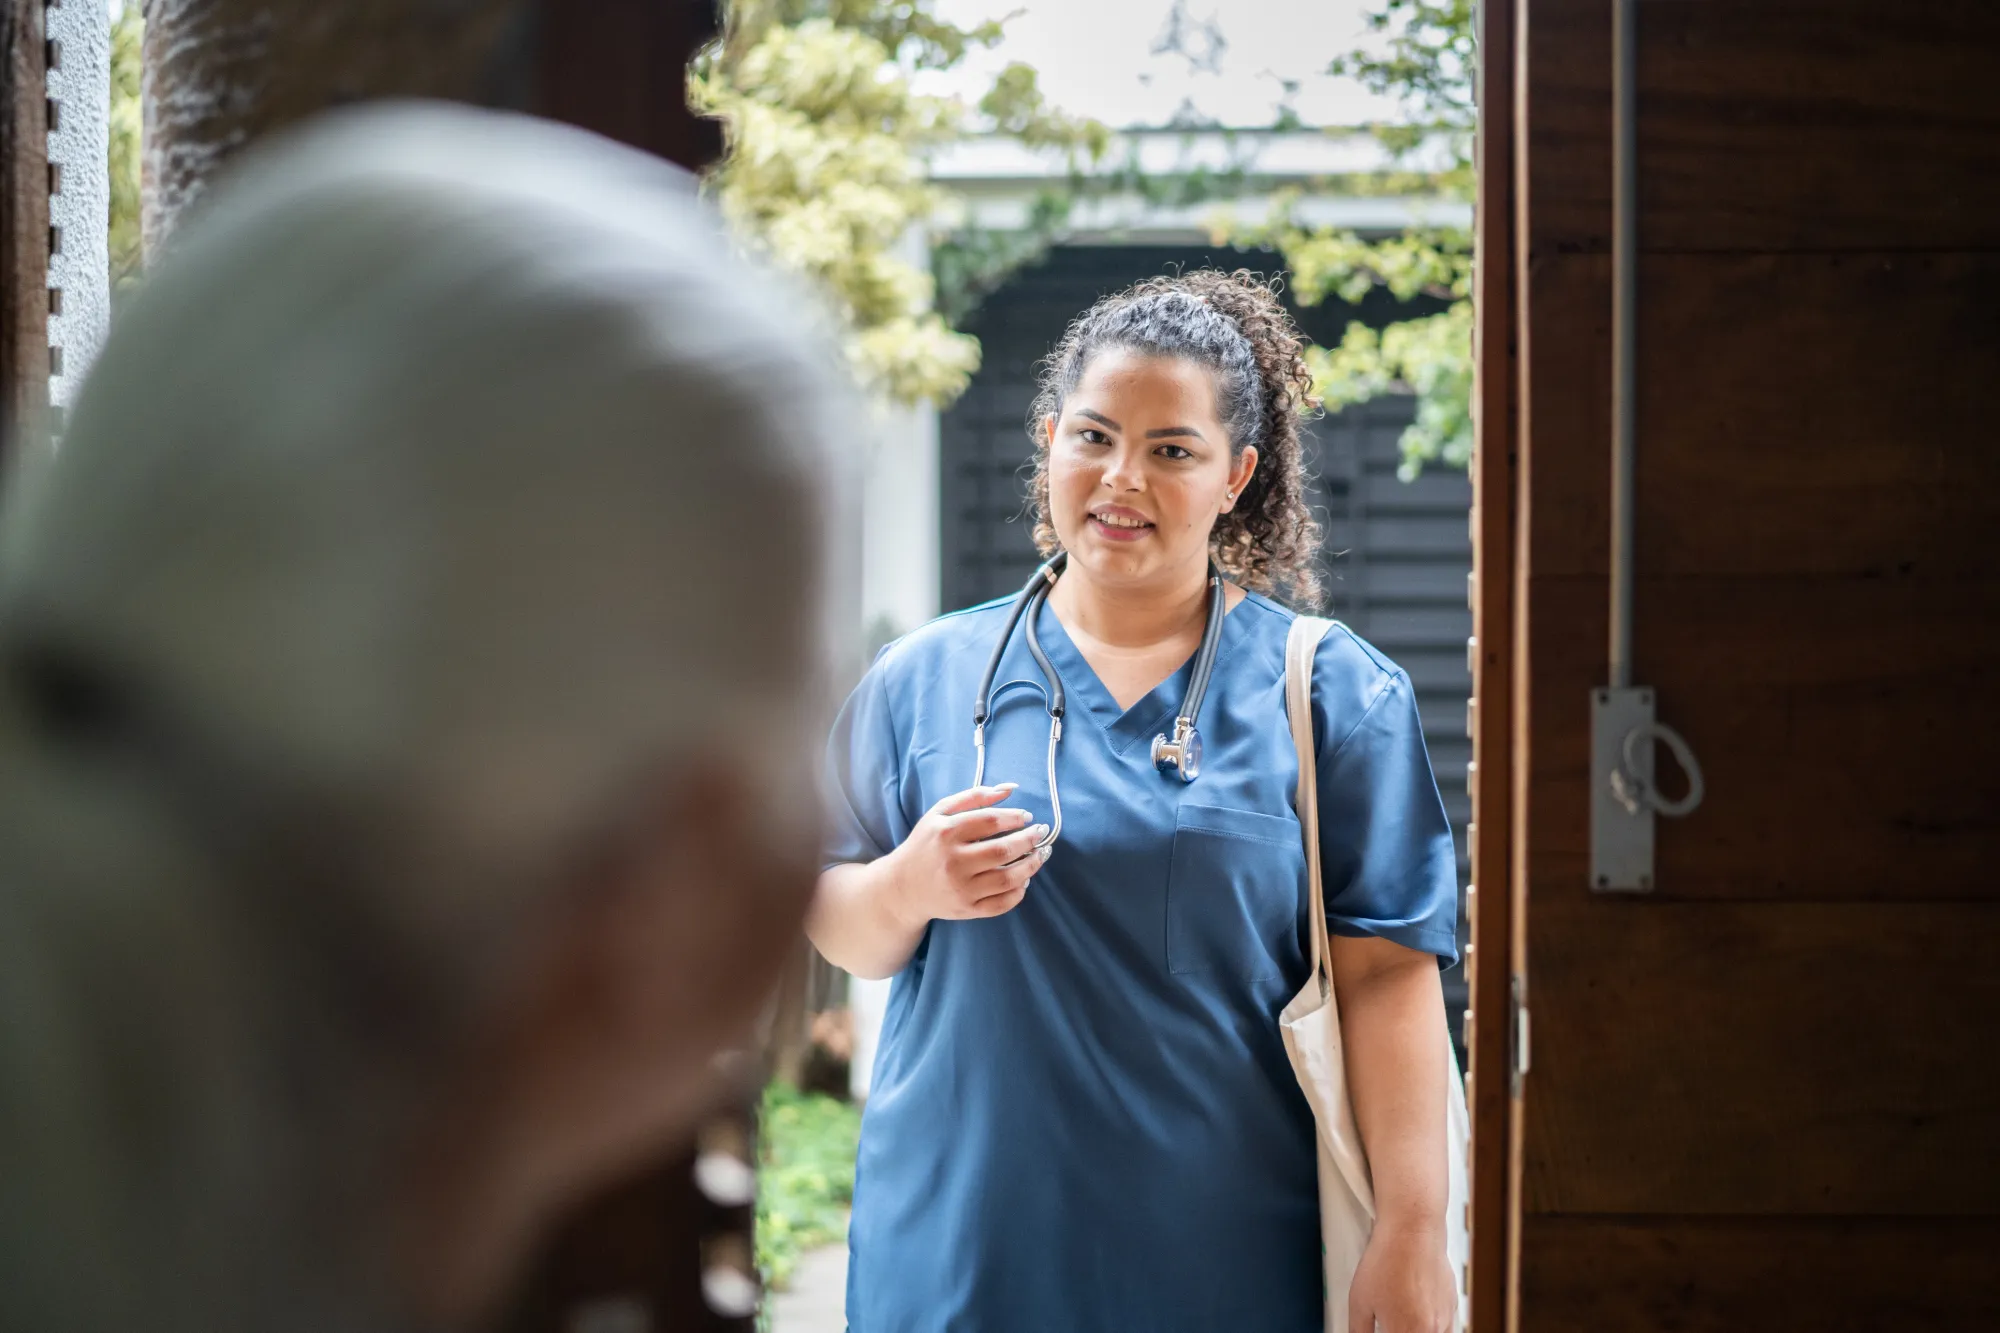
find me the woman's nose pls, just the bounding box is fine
[1101,447,1144,492]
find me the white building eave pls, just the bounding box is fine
[949,188,1468,244]
[928,128,1471,241]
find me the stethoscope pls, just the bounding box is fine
[972,551,1228,854]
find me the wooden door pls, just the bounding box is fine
[0,0,49,436]
[1463,0,1520,1327]
[1494,0,2000,1326]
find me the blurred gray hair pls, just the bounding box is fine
[0,103,856,1331]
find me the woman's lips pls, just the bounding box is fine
[1088,513,1154,542]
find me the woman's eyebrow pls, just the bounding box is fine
[1145,425,1206,440]
[1075,408,1121,431]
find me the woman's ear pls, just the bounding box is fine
[1223,446,1260,512]
[1044,413,1058,448]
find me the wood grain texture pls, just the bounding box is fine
[1519,1216,2000,1332]
[1524,0,2000,255]
[140,0,534,252]
[1504,5,1535,1325]
[1519,573,2000,901]
[502,1140,754,1333]
[1520,898,2000,1216]
[1521,250,2000,582]
[1509,0,2000,1325]
[1467,0,1519,1325]
[1,0,48,436]
[538,0,724,172]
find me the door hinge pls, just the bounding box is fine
[1508,974,1529,1099]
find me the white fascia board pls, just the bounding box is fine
[926,128,1456,186]
[949,189,1471,239]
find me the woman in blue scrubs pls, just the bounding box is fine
[811,271,1461,1333]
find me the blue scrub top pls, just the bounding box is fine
[823,590,1459,1333]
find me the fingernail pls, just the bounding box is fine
[995,782,1019,793]
[1038,844,1053,860]
[1029,824,1050,841]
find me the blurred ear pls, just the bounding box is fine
[495,758,813,1211]
[1044,413,1058,448]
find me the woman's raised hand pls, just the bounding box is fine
[883,784,1050,924]
[808,784,1047,979]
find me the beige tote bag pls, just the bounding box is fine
[1281,615,1471,1333]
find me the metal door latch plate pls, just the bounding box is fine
[1590,686,1655,892]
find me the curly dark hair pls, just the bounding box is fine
[1025,269,1324,606]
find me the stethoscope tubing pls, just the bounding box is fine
[973,552,1224,854]
[1185,564,1226,725]
[973,565,1066,853]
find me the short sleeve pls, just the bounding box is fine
[1314,663,1461,965]
[822,653,914,869]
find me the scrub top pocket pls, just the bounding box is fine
[1166,804,1307,980]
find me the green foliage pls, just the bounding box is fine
[698,1,1104,407]
[110,1,143,291]
[981,62,1111,157]
[1306,300,1471,471]
[933,132,1258,329]
[1235,0,1477,478]
[1264,191,1470,307]
[1329,0,1476,201]
[757,1080,863,1293]
[932,187,1075,327]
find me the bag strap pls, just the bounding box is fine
[1285,615,1336,985]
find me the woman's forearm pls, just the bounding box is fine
[1329,934,1451,1233]
[806,857,927,981]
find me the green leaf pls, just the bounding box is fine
[756,1080,863,1296]
[1218,0,1476,475]
[700,1,1110,409]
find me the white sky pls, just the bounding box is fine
[915,0,1407,131]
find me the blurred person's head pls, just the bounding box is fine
[0,103,852,1332]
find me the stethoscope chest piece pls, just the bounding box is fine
[1151,718,1203,782]
[975,553,1228,834]
[1150,560,1226,783]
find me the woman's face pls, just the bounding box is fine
[1045,348,1259,593]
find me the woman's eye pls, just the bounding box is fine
[1078,428,1110,445]
[1156,444,1193,461]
